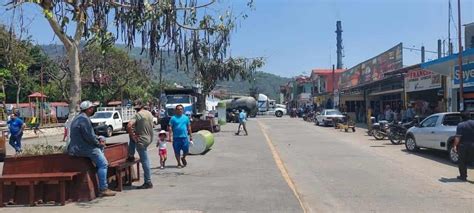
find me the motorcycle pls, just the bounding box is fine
[303,111,315,122]
[372,120,390,140]
[387,119,418,145]
[367,117,376,136]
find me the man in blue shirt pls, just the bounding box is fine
[7,112,25,154]
[235,109,248,136]
[169,105,193,168]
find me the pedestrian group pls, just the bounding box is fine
[61,100,193,197]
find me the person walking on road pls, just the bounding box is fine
[157,130,168,169]
[453,111,474,181]
[235,109,248,136]
[7,112,25,154]
[67,101,116,197]
[168,105,193,169]
[127,100,154,189]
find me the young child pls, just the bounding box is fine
[157,130,168,169]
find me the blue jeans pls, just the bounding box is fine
[9,132,23,152]
[86,148,109,191]
[128,140,151,183]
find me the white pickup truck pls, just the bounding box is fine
[90,107,136,137]
[405,112,473,163]
[91,107,159,137]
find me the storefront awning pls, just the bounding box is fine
[421,48,474,76]
[369,88,403,96]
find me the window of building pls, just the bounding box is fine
[344,101,366,112]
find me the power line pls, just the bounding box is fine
[402,47,438,54]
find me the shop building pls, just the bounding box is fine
[403,68,444,115]
[421,48,474,112]
[293,75,313,108]
[310,68,345,109]
[421,22,474,112]
[338,43,404,121]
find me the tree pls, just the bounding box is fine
[28,45,64,102]
[46,56,72,102]
[80,45,151,104]
[197,57,264,95]
[0,24,34,106]
[6,0,254,119]
[0,68,11,104]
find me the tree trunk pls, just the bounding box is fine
[197,93,206,113]
[16,82,21,108]
[67,44,81,120]
[2,82,6,108]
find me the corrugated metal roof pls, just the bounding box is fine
[311,69,346,75]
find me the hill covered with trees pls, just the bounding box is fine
[41,44,289,100]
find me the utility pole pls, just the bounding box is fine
[438,40,442,59]
[158,53,164,111]
[457,0,464,111]
[421,46,425,63]
[40,65,45,126]
[332,64,336,109]
[448,0,452,55]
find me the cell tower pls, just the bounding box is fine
[336,21,343,69]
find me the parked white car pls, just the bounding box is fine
[405,112,469,163]
[315,109,344,126]
[274,104,287,117]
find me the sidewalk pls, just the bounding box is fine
[355,122,368,129]
[22,127,64,139]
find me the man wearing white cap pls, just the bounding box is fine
[67,101,116,197]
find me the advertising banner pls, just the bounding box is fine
[453,62,474,88]
[341,43,403,89]
[405,69,441,92]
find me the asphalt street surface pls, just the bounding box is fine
[258,117,474,212]
[1,117,474,212]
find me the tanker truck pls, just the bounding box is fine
[222,96,257,122]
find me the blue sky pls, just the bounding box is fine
[229,0,474,77]
[2,0,474,77]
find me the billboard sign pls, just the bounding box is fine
[453,62,474,88]
[405,69,441,92]
[341,43,403,89]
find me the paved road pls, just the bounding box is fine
[258,117,474,212]
[3,117,474,212]
[0,120,302,213]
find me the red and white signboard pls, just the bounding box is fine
[405,69,441,92]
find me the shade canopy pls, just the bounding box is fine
[421,48,474,76]
[28,92,48,98]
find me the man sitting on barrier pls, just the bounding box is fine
[67,101,116,197]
